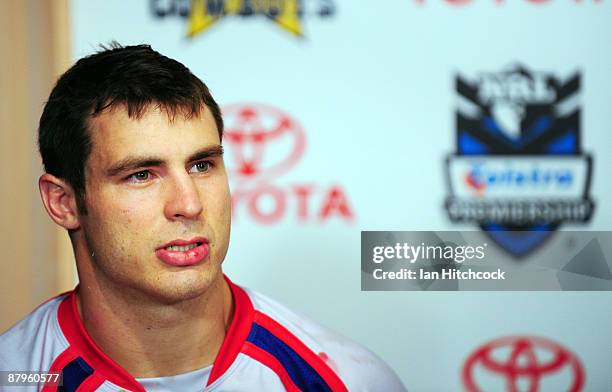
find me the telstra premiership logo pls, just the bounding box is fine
[445,65,595,257]
[151,0,336,38]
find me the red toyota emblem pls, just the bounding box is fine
[222,103,306,181]
[463,336,585,392]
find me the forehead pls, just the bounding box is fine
[87,105,219,165]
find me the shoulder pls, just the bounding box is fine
[243,287,406,392]
[0,293,70,371]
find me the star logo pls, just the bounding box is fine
[187,0,303,38]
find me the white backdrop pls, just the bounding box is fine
[71,1,612,390]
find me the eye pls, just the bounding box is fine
[126,170,151,183]
[189,161,213,174]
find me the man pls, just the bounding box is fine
[0,44,405,392]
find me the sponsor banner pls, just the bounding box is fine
[70,0,612,389]
[361,231,612,290]
[222,102,355,224]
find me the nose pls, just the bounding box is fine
[164,173,203,221]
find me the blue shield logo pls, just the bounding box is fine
[445,65,594,257]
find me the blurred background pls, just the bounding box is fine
[2,0,612,390]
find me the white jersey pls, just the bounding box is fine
[0,277,405,392]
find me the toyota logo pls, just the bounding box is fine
[463,336,585,392]
[222,103,306,182]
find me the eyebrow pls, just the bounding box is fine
[105,145,224,177]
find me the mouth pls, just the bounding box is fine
[156,237,209,267]
[164,242,204,252]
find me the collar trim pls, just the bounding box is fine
[57,275,253,391]
[207,276,255,385]
[57,290,146,391]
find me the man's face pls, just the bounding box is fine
[79,105,231,303]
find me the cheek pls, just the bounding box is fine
[85,191,155,248]
[90,186,159,219]
[207,186,231,222]
[82,207,152,279]
[201,182,231,244]
[200,175,230,209]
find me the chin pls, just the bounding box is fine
[147,269,220,304]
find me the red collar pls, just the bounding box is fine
[57,275,254,391]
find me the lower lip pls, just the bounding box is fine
[155,243,209,267]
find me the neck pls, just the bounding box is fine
[74,259,233,378]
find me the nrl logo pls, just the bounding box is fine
[445,65,595,257]
[151,0,336,38]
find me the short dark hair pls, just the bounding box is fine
[38,43,223,211]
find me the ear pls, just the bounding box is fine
[39,174,81,230]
